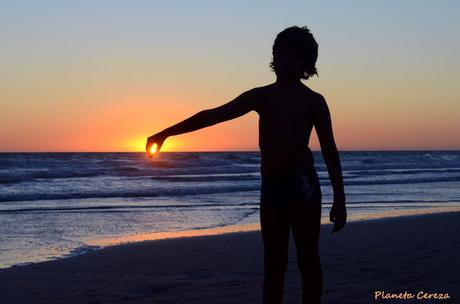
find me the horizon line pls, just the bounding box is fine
[1,149,460,153]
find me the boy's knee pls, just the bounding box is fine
[265,255,288,272]
[297,253,321,270]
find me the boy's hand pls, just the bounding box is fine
[330,203,347,233]
[146,133,167,158]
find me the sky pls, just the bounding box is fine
[1,1,459,152]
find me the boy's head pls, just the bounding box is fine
[270,26,318,80]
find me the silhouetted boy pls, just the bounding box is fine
[146,26,346,304]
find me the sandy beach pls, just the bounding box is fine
[0,211,458,304]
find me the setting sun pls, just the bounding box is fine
[150,143,158,154]
[125,135,180,153]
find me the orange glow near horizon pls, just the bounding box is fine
[1,2,460,152]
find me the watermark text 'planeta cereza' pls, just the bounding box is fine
[374,291,450,300]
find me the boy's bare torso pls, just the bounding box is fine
[254,82,322,177]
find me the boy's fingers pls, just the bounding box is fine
[146,138,152,152]
[146,138,155,158]
[331,216,347,233]
[331,224,341,233]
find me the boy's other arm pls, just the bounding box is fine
[146,88,259,153]
[314,95,347,232]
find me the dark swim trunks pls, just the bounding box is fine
[260,169,322,207]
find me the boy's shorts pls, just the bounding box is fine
[260,169,322,208]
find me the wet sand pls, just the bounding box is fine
[0,211,459,304]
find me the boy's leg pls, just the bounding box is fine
[289,199,322,304]
[260,202,290,304]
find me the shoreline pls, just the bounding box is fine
[84,205,460,247]
[0,210,458,303]
[2,205,460,271]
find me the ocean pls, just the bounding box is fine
[1,151,460,268]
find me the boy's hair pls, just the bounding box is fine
[270,26,319,80]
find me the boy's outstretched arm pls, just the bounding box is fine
[146,89,258,155]
[314,95,347,233]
